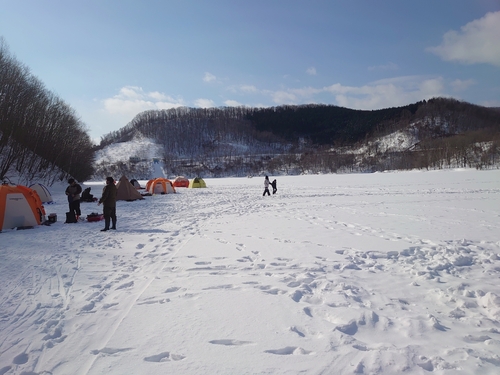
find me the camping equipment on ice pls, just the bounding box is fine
[65,211,77,223]
[0,183,46,231]
[116,175,144,201]
[188,177,207,188]
[145,178,176,195]
[48,213,57,223]
[130,179,142,189]
[87,212,104,222]
[29,183,53,203]
[173,176,189,188]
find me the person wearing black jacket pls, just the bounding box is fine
[270,179,277,194]
[65,178,82,221]
[98,176,117,231]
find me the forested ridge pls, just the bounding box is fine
[98,103,419,149]
[245,102,422,145]
[95,98,500,178]
[100,98,500,151]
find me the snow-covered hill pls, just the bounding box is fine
[92,117,499,180]
[94,135,162,165]
[92,127,422,179]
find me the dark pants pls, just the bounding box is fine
[263,188,270,196]
[69,200,81,216]
[103,206,117,229]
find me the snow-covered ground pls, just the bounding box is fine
[1,169,500,375]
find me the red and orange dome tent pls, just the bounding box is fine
[145,178,176,195]
[172,176,189,188]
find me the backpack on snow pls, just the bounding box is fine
[65,211,77,223]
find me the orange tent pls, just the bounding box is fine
[145,178,176,195]
[172,176,189,188]
[0,184,46,230]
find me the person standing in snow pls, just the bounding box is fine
[65,178,82,221]
[270,179,277,194]
[263,175,271,196]
[98,176,117,231]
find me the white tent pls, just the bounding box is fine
[29,183,53,203]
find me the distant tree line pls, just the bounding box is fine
[0,38,95,184]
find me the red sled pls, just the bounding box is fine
[87,213,104,222]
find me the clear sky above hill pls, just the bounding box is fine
[1,0,499,143]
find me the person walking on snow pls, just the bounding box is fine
[270,179,277,194]
[263,175,271,196]
[98,176,117,231]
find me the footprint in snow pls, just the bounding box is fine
[12,353,29,365]
[144,352,185,362]
[91,347,133,355]
[264,346,313,355]
[116,281,134,290]
[209,339,253,346]
[164,286,182,293]
[290,326,305,337]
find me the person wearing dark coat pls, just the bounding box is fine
[98,176,117,231]
[65,178,82,221]
[270,179,277,194]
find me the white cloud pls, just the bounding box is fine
[450,79,476,92]
[239,85,258,93]
[223,100,243,107]
[427,11,500,67]
[194,98,215,108]
[117,86,144,100]
[203,72,217,82]
[102,86,185,119]
[254,76,445,109]
[271,91,298,104]
[481,99,500,107]
[306,67,317,75]
[103,97,155,115]
[148,91,170,101]
[323,76,446,110]
[225,75,443,109]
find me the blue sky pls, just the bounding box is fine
[1,0,499,143]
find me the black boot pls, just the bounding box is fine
[101,217,110,231]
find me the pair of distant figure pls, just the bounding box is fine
[263,176,277,196]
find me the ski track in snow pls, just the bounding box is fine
[0,172,500,374]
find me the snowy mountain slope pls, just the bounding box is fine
[94,135,162,165]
